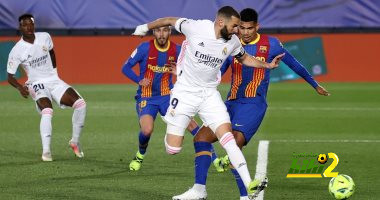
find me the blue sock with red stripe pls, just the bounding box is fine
[231,168,248,196]
[194,141,212,185]
[138,132,151,155]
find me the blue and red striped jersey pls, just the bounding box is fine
[122,40,180,100]
[221,34,318,102]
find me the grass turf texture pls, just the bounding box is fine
[0,83,379,199]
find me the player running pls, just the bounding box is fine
[178,8,330,200]
[7,14,86,162]
[132,6,284,199]
[122,26,222,172]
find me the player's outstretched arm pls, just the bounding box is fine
[133,17,179,36]
[315,85,330,96]
[238,53,285,69]
[7,73,29,98]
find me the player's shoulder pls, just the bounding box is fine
[137,41,150,50]
[267,35,283,48]
[35,32,51,39]
[229,34,241,46]
[9,39,27,56]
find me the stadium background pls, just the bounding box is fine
[0,1,379,200]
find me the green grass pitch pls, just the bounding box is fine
[0,83,379,199]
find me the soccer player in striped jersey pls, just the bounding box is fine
[7,14,86,162]
[133,6,284,199]
[122,26,222,171]
[185,8,330,200]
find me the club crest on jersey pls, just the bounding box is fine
[42,46,48,52]
[222,47,227,55]
[259,46,267,53]
[168,56,175,62]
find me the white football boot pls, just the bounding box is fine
[172,186,207,200]
[41,152,53,162]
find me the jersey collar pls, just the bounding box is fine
[240,34,260,45]
[154,39,170,52]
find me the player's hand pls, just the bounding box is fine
[138,78,150,86]
[18,85,29,98]
[132,24,149,36]
[165,62,177,75]
[266,53,285,69]
[316,85,330,96]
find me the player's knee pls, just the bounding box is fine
[141,126,153,136]
[165,143,182,155]
[72,99,86,110]
[164,134,182,155]
[40,108,53,116]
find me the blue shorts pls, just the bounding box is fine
[136,95,170,119]
[225,98,267,145]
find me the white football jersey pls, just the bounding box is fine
[175,18,244,88]
[7,32,59,83]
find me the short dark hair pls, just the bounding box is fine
[18,13,34,24]
[240,8,258,23]
[217,6,240,19]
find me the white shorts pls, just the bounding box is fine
[27,79,71,111]
[163,83,230,136]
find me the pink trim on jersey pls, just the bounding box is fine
[41,108,53,115]
[177,40,188,66]
[72,99,86,109]
[220,133,234,147]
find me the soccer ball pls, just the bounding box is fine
[318,154,328,164]
[328,174,355,199]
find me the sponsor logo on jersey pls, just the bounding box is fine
[29,55,48,68]
[194,51,223,68]
[148,56,156,60]
[148,64,170,73]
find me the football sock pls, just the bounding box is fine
[40,108,53,153]
[71,99,86,143]
[190,126,200,136]
[210,145,217,162]
[231,167,248,196]
[194,141,212,185]
[138,132,151,155]
[220,132,252,187]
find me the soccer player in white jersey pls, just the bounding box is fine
[133,6,284,199]
[7,14,86,162]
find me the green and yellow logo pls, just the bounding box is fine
[286,152,339,178]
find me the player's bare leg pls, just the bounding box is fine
[129,114,154,171]
[61,88,86,158]
[36,97,53,161]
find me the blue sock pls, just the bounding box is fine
[138,132,151,155]
[210,145,218,162]
[190,126,200,136]
[194,141,212,185]
[231,168,248,196]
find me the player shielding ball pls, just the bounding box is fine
[122,25,222,171]
[7,14,86,161]
[133,6,284,199]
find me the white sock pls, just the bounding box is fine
[220,132,252,188]
[193,183,206,192]
[71,99,86,143]
[40,108,53,153]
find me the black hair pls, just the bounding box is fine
[18,13,34,24]
[240,8,258,23]
[217,6,240,19]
